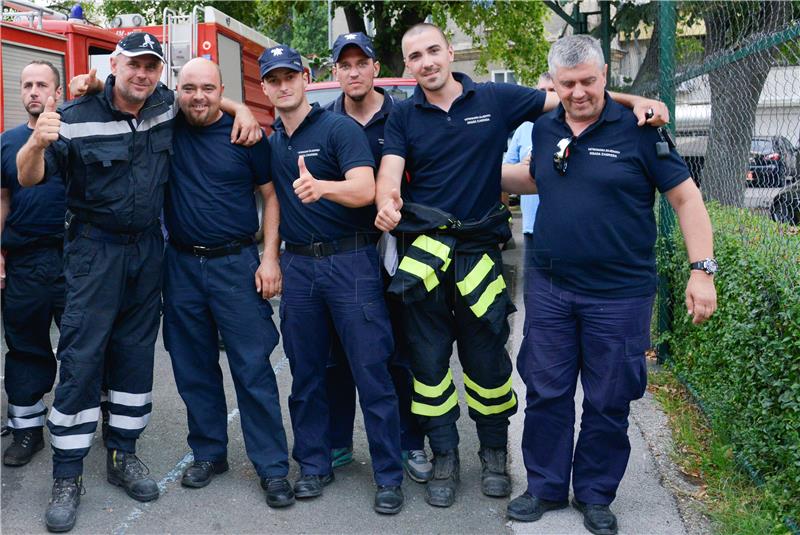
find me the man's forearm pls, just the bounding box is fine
[323,173,375,208]
[0,189,11,235]
[262,192,281,260]
[220,97,244,115]
[675,196,714,262]
[501,163,537,194]
[375,155,404,208]
[16,139,47,187]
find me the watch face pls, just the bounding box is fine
[705,258,718,273]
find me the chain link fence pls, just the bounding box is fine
[650,1,800,529]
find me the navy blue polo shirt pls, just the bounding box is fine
[268,104,375,245]
[382,72,546,220]
[165,112,269,247]
[1,123,66,248]
[529,95,691,298]
[327,86,393,164]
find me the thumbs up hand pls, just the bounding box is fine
[32,97,61,149]
[375,188,403,231]
[292,156,327,203]
[69,68,102,97]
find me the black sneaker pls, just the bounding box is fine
[507,492,568,522]
[572,499,618,535]
[293,472,334,499]
[181,459,229,488]
[45,476,83,533]
[260,477,295,508]
[107,450,160,502]
[478,447,511,497]
[374,485,403,514]
[425,449,459,508]
[3,427,44,466]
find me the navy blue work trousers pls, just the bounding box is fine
[326,270,425,452]
[518,270,653,505]
[279,247,403,486]
[2,246,64,433]
[48,227,163,479]
[162,244,289,479]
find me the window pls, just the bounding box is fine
[492,70,516,84]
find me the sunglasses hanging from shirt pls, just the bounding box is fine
[553,137,574,176]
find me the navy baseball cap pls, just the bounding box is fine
[331,32,376,63]
[259,45,304,78]
[112,32,165,63]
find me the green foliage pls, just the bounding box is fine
[98,1,261,27]
[256,1,329,71]
[657,203,800,523]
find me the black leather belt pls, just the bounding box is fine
[285,234,377,258]
[170,238,253,258]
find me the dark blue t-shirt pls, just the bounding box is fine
[268,104,376,245]
[529,96,691,298]
[165,112,269,247]
[1,123,66,247]
[382,72,546,220]
[328,86,393,165]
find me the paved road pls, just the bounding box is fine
[1,218,688,534]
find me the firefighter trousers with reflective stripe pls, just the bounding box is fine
[279,248,403,486]
[3,247,64,433]
[48,229,162,479]
[162,244,289,479]
[400,253,517,452]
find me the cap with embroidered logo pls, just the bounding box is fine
[331,32,376,63]
[258,45,305,79]
[112,32,165,63]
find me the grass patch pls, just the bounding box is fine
[648,369,795,535]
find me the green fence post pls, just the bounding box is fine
[657,1,677,364]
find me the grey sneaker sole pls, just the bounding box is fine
[403,461,433,483]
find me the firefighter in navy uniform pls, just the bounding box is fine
[16,33,172,532]
[1,61,66,468]
[375,23,672,508]
[259,44,404,515]
[323,31,432,483]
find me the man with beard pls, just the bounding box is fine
[1,61,66,468]
[161,57,292,508]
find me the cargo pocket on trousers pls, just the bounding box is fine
[359,301,394,365]
[55,310,84,361]
[614,334,650,406]
[66,240,98,278]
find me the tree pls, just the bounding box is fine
[98,1,261,27]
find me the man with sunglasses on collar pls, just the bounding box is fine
[502,35,716,534]
[324,31,432,484]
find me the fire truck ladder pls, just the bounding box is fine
[161,5,201,89]
[1,0,66,29]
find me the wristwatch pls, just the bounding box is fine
[689,257,718,275]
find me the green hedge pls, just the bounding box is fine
[658,202,800,520]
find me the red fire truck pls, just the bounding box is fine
[1,1,290,132]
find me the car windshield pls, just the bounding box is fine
[751,138,774,154]
[306,84,416,107]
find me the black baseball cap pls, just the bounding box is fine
[259,45,304,79]
[331,32,376,63]
[112,32,165,63]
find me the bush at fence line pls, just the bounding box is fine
[658,202,800,517]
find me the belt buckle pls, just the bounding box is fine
[192,245,210,257]
[311,242,324,258]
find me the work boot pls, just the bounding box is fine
[478,447,511,497]
[572,499,619,535]
[331,446,353,468]
[261,477,295,508]
[107,449,160,502]
[45,476,83,533]
[293,472,334,499]
[507,492,568,522]
[402,449,433,483]
[425,449,459,507]
[3,427,44,466]
[181,459,229,488]
[374,485,404,514]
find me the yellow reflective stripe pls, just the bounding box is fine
[469,274,506,317]
[456,254,494,296]
[465,391,517,415]
[463,373,513,399]
[441,257,451,273]
[398,256,439,292]
[412,235,451,266]
[411,390,459,417]
[413,369,453,399]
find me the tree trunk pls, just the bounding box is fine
[701,1,790,206]
[629,16,660,97]
[342,4,366,34]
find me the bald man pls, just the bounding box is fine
[161,59,293,508]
